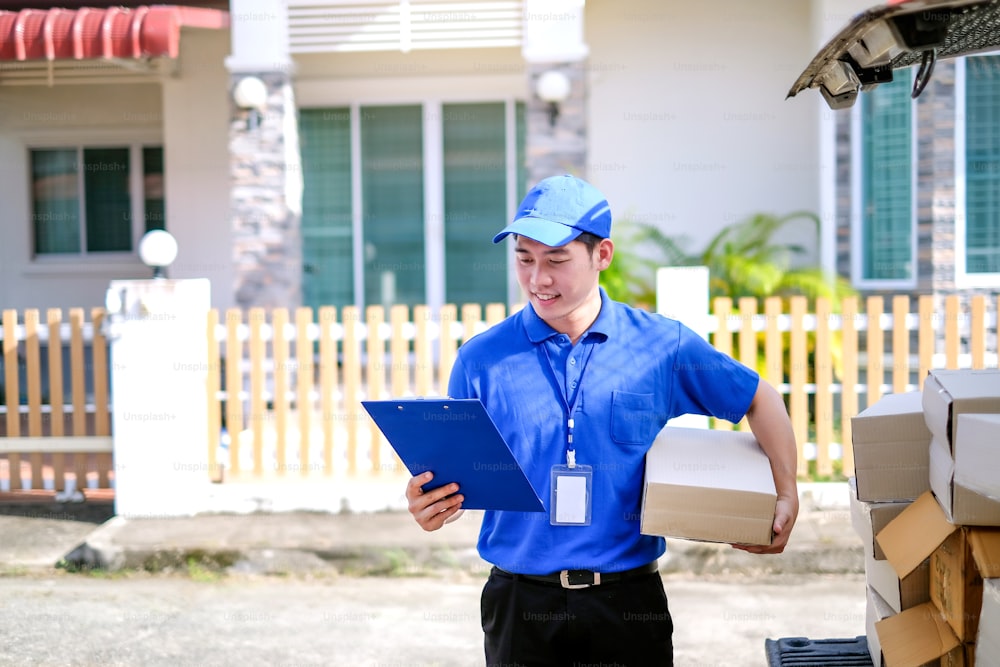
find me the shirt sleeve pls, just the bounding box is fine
[669,323,760,424]
[447,350,476,400]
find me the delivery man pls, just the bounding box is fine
[406,175,799,666]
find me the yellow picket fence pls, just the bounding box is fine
[1,294,996,493]
[209,303,508,482]
[0,308,113,496]
[208,293,999,483]
[712,294,997,479]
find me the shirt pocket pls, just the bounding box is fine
[610,390,655,445]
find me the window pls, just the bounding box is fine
[31,144,164,257]
[142,147,165,235]
[300,109,353,308]
[299,101,524,310]
[957,55,1000,287]
[361,105,426,307]
[853,74,916,287]
[443,102,516,306]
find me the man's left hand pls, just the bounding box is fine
[731,495,799,555]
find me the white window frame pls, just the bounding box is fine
[955,56,1000,289]
[25,129,163,266]
[850,71,919,290]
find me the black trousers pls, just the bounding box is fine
[481,567,673,667]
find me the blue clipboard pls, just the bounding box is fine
[361,398,545,513]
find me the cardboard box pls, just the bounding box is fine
[849,477,910,560]
[922,368,1000,453]
[942,644,976,667]
[876,491,1000,642]
[976,578,1000,664]
[851,467,928,614]
[640,426,776,546]
[953,413,1000,511]
[933,527,995,643]
[954,412,1000,498]
[875,602,961,666]
[930,423,1000,526]
[866,586,950,667]
[866,585,894,667]
[851,391,931,502]
[930,435,958,523]
[866,547,930,613]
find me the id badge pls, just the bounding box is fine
[550,464,593,526]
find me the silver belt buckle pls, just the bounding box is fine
[559,570,600,589]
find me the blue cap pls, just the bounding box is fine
[492,174,612,246]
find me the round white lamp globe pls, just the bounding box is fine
[232,76,268,111]
[138,229,179,278]
[535,70,571,103]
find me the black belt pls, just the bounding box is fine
[492,561,659,589]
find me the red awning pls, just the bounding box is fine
[0,5,228,62]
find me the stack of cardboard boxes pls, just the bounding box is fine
[849,369,1000,666]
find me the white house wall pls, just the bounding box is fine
[586,0,825,260]
[293,47,527,105]
[162,29,234,312]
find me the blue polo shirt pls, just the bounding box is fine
[448,289,760,575]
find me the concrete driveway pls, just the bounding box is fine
[0,570,867,666]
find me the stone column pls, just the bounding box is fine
[522,0,590,189]
[229,71,303,308]
[226,0,302,308]
[526,61,588,187]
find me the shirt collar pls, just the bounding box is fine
[521,287,613,344]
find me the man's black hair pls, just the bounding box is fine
[576,232,603,254]
[511,232,604,253]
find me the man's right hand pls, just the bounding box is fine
[405,471,464,532]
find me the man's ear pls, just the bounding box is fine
[595,238,614,270]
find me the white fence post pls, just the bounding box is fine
[105,278,213,517]
[656,266,710,429]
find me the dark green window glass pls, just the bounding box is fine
[516,101,527,204]
[143,147,165,233]
[861,76,912,280]
[300,108,354,309]
[965,56,1000,274]
[32,145,162,257]
[361,105,425,307]
[443,103,508,305]
[32,149,80,255]
[84,148,131,252]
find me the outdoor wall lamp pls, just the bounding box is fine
[138,229,179,279]
[535,69,571,128]
[232,75,268,130]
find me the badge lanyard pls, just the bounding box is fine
[542,340,595,526]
